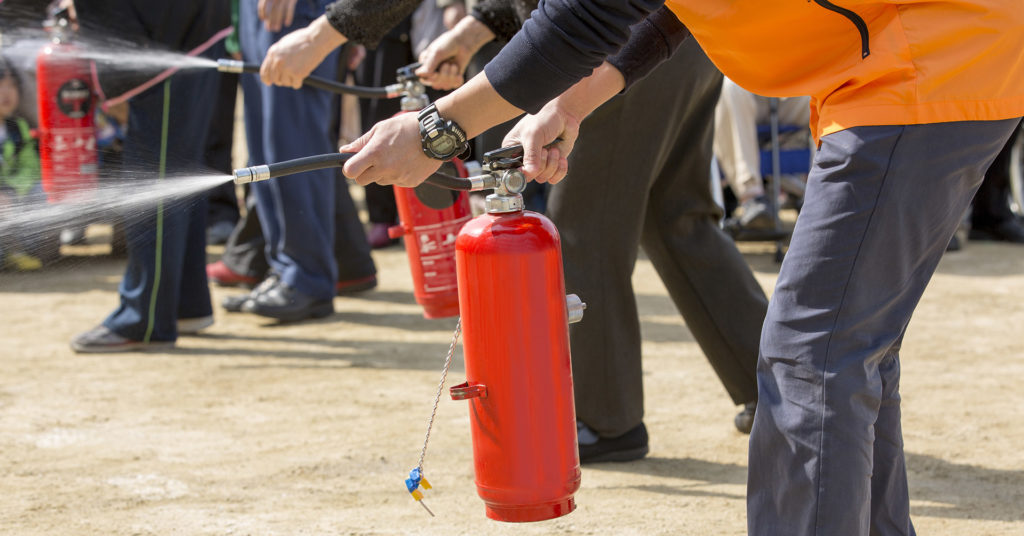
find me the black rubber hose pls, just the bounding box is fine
[263,152,474,190]
[236,63,392,98]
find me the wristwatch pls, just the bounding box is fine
[418,103,471,161]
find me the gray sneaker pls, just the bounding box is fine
[738,196,773,229]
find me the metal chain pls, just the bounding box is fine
[417,317,462,471]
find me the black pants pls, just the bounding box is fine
[549,40,765,437]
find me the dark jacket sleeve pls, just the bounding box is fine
[482,0,663,114]
[324,0,422,48]
[606,6,690,90]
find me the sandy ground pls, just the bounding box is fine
[1,222,1023,536]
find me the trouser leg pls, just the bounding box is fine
[640,55,764,408]
[747,119,1018,536]
[550,41,747,437]
[221,186,269,279]
[104,70,216,341]
[241,0,339,299]
[714,78,764,201]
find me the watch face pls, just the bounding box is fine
[428,135,457,156]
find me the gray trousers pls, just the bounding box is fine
[747,118,1020,535]
[549,40,766,438]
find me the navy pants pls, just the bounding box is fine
[239,0,374,300]
[104,70,218,342]
[747,118,1020,535]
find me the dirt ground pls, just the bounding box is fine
[1,221,1022,535]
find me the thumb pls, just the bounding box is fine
[340,131,373,179]
[416,47,441,78]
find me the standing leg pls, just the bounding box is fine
[640,50,764,413]
[747,119,1017,536]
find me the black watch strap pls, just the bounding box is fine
[417,103,471,161]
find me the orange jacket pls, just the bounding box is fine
[666,0,1024,140]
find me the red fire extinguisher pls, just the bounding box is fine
[448,151,586,522]
[36,8,99,203]
[384,65,473,319]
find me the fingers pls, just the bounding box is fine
[283,0,296,29]
[260,47,303,89]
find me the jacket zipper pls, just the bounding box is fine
[811,0,871,58]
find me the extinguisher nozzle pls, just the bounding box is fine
[216,59,246,73]
[233,165,271,184]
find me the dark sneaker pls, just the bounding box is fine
[577,421,649,464]
[241,279,334,322]
[70,325,174,353]
[336,274,377,296]
[734,401,756,434]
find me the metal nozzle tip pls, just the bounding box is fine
[233,165,270,184]
[217,59,245,73]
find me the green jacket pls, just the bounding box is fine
[0,117,41,197]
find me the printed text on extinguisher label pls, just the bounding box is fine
[47,126,98,177]
[415,215,471,292]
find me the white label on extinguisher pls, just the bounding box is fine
[50,126,97,177]
[415,215,471,292]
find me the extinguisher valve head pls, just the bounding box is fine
[217,59,246,73]
[233,165,271,185]
[499,169,528,195]
[566,294,586,324]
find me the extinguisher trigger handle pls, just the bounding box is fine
[387,225,406,239]
[449,381,487,400]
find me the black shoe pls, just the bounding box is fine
[969,219,1024,244]
[222,273,280,313]
[241,279,334,322]
[734,401,756,434]
[577,421,649,464]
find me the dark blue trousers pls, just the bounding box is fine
[104,70,218,342]
[747,118,1020,535]
[239,0,373,299]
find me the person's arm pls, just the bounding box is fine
[261,0,421,88]
[485,0,662,114]
[340,0,661,187]
[415,15,496,90]
[260,14,345,88]
[340,71,523,187]
[502,61,625,183]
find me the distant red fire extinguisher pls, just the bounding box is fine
[36,8,98,203]
[386,67,473,319]
[449,151,586,522]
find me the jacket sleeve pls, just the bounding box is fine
[324,0,423,48]
[482,0,663,114]
[606,6,690,91]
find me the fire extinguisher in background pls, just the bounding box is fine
[36,7,98,203]
[385,64,473,319]
[449,147,587,522]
